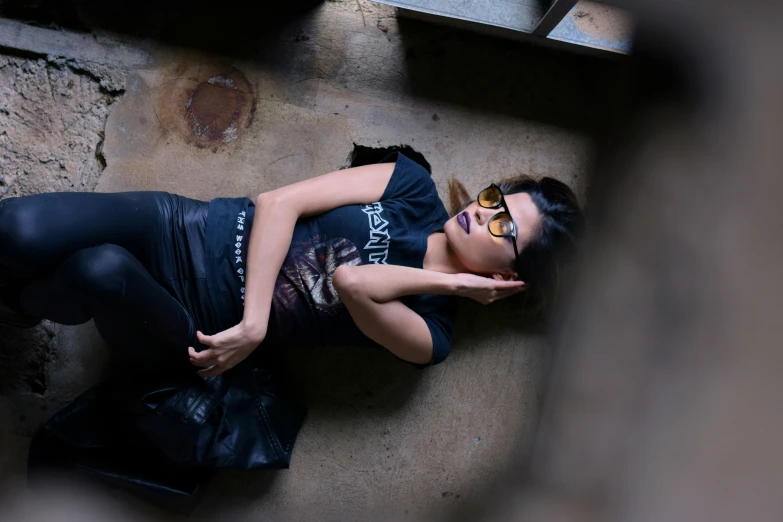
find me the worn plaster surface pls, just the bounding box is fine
[0,1,623,520]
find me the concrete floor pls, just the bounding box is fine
[0,1,623,520]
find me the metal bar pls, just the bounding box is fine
[531,0,578,36]
[373,0,546,34]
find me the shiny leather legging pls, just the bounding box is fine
[0,193,197,371]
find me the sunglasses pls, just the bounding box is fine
[477,184,520,262]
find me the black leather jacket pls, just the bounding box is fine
[28,356,306,514]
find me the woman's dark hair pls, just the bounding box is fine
[449,176,585,317]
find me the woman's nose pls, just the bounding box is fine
[475,205,497,226]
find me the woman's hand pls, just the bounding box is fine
[453,273,527,305]
[187,322,266,378]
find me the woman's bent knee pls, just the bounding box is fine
[68,245,140,296]
[0,197,51,264]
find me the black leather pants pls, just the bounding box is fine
[0,192,211,371]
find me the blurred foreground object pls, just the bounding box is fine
[488,1,783,521]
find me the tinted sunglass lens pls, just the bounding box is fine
[489,214,515,236]
[478,186,503,208]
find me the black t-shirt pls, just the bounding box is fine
[205,153,455,365]
[204,196,256,334]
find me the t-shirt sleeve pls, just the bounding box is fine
[405,295,455,368]
[379,152,438,205]
[422,310,454,366]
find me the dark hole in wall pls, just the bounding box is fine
[25,373,47,395]
[347,144,431,174]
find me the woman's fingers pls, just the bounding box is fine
[189,325,256,376]
[501,287,525,297]
[492,282,527,296]
[189,357,213,368]
[197,365,225,378]
[197,355,239,377]
[503,284,527,295]
[483,284,527,304]
[494,280,527,289]
[188,346,219,367]
[196,330,214,346]
[188,346,209,360]
[189,345,242,375]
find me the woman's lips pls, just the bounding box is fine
[457,211,471,234]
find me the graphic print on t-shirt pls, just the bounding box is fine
[272,236,362,336]
[235,209,248,304]
[361,202,390,264]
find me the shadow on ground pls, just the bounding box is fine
[2,0,627,134]
[396,17,628,133]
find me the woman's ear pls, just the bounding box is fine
[492,272,519,282]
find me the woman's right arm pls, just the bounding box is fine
[333,264,525,364]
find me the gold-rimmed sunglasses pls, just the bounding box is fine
[477,184,520,262]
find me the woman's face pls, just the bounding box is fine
[444,191,541,279]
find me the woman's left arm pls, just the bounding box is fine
[188,161,396,377]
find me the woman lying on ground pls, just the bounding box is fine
[0,152,583,377]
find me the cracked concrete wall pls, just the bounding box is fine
[0,54,123,484]
[0,54,124,198]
